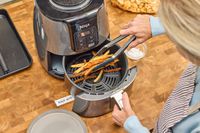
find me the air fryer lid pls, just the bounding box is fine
[51,0,88,7]
[50,0,91,11]
[27,109,87,133]
[35,0,104,20]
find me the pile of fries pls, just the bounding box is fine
[70,51,122,84]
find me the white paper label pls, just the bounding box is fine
[54,95,75,107]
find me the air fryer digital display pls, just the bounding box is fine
[70,17,99,52]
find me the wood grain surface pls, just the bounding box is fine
[0,0,188,133]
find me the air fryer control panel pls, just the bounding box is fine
[69,16,99,52]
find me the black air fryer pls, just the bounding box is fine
[34,0,109,79]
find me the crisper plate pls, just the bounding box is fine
[27,109,87,133]
[0,9,32,79]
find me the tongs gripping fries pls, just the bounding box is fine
[70,59,119,78]
[92,35,136,71]
[74,52,112,74]
[94,35,129,57]
[70,34,137,82]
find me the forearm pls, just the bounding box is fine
[124,115,150,133]
[150,16,165,36]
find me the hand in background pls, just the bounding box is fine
[112,92,135,127]
[120,15,152,48]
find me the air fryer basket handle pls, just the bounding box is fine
[111,66,137,110]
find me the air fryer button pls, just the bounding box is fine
[79,43,84,47]
[91,26,96,34]
[89,36,94,40]
[79,38,84,44]
[88,43,95,48]
[41,27,45,40]
[87,39,94,44]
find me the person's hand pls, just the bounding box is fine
[120,15,152,48]
[112,92,135,127]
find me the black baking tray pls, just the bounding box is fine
[0,9,32,79]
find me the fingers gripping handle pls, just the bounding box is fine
[111,90,124,110]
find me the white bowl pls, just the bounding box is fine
[125,43,147,60]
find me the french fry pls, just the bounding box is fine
[109,59,119,66]
[71,63,85,68]
[70,72,85,78]
[74,75,97,84]
[74,54,113,74]
[104,68,122,73]
[83,57,113,76]
[74,63,87,74]
[84,59,108,69]
[84,66,96,76]
[71,68,101,78]
[71,50,122,85]
[72,67,121,81]
[104,50,110,55]
[70,59,120,78]
[84,60,120,76]
[92,51,96,56]
[94,70,104,83]
[90,54,112,62]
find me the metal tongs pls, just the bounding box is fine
[93,35,136,71]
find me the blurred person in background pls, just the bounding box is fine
[112,0,200,133]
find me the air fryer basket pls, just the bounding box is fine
[63,44,128,95]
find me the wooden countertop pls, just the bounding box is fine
[0,0,188,133]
